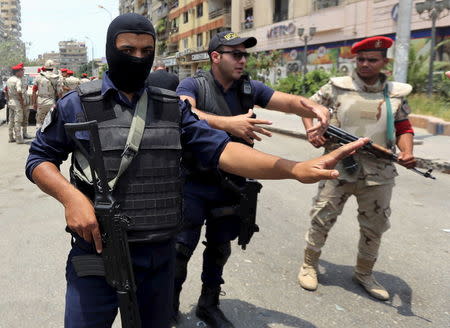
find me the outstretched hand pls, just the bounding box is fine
[227,109,273,144]
[294,138,370,183]
[301,100,330,138]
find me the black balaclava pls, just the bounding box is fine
[106,13,155,92]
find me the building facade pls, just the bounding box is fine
[0,0,21,39]
[58,41,88,73]
[232,0,450,82]
[167,0,232,77]
[37,51,60,66]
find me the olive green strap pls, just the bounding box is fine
[73,90,148,189]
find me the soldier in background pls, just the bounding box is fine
[65,70,80,90]
[58,68,70,98]
[80,73,90,84]
[21,66,32,139]
[6,63,26,143]
[298,36,416,301]
[146,60,179,91]
[32,60,59,129]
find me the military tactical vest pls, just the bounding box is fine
[72,80,183,242]
[194,70,254,118]
[182,70,255,184]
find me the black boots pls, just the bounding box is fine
[195,285,234,328]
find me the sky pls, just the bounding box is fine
[21,0,119,60]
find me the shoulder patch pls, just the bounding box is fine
[41,106,57,132]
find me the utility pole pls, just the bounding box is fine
[393,1,413,83]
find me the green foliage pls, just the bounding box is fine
[272,69,333,97]
[156,18,167,34]
[98,64,108,79]
[0,40,26,77]
[408,93,450,121]
[78,61,96,76]
[245,50,282,81]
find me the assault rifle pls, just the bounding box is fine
[324,125,436,180]
[65,121,141,328]
[210,177,263,250]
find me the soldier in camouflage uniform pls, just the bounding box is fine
[65,70,81,90]
[6,63,26,143]
[32,60,59,129]
[298,36,417,301]
[80,73,90,84]
[57,68,70,98]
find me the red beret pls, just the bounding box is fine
[68,70,74,75]
[11,63,24,70]
[37,68,41,72]
[61,68,68,72]
[82,73,88,77]
[351,36,393,54]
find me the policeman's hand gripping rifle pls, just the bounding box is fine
[64,121,141,328]
[324,125,436,180]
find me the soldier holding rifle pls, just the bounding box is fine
[298,36,417,301]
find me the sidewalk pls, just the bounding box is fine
[254,108,450,174]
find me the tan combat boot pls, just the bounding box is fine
[22,127,33,139]
[298,248,321,290]
[353,257,389,301]
[8,133,15,143]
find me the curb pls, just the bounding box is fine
[265,126,450,175]
[409,114,450,136]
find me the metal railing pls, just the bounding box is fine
[209,7,231,20]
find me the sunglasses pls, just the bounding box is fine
[216,50,250,60]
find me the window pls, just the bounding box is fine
[244,8,253,29]
[314,0,340,10]
[197,33,203,48]
[197,3,203,18]
[273,0,288,22]
[183,38,188,49]
[183,11,188,23]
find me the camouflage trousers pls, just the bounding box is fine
[36,104,53,128]
[8,104,25,136]
[305,179,394,261]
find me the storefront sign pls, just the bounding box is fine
[163,58,177,67]
[267,22,296,39]
[191,52,209,61]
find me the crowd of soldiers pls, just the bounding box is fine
[3,60,95,143]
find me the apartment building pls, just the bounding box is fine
[37,51,60,66]
[232,0,450,82]
[0,0,21,39]
[59,41,88,73]
[119,0,152,16]
[168,0,232,77]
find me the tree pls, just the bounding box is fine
[245,50,282,81]
[0,40,26,77]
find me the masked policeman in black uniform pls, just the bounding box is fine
[174,31,336,327]
[26,15,367,328]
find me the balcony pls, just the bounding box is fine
[313,0,340,11]
[209,7,231,20]
[241,21,254,30]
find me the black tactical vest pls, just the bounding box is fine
[183,70,255,184]
[71,80,183,242]
[194,70,254,117]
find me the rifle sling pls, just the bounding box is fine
[74,90,148,190]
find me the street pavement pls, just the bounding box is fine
[0,106,449,328]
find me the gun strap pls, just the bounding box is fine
[383,85,395,150]
[73,90,148,190]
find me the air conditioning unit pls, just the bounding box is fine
[275,66,287,80]
[339,63,352,75]
[286,61,300,73]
